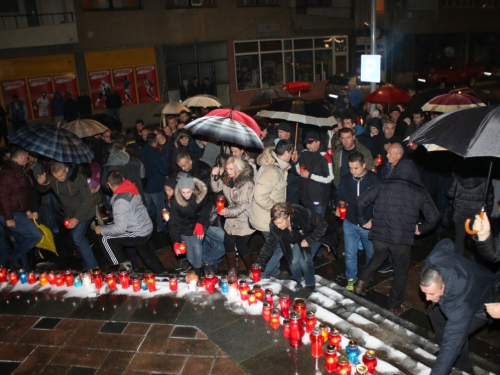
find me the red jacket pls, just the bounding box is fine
[0,160,30,220]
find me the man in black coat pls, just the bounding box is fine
[420,239,494,374]
[354,159,439,313]
[371,120,402,175]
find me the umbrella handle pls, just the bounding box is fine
[464,207,485,235]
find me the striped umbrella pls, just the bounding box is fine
[62,119,109,138]
[421,93,485,113]
[9,123,94,163]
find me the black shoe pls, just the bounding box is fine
[378,264,394,274]
[119,261,132,272]
[203,263,218,274]
[6,260,22,271]
[175,258,186,271]
[274,271,290,280]
[180,260,192,273]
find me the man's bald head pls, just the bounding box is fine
[387,143,404,166]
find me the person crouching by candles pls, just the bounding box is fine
[334,152,379,292]
[211,156,255,275]
[169,174,210,279]
[94,170,167,274]
[257,202,327,291]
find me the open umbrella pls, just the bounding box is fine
[249,88,294,105]
[9,123,94,164]
[152,102,191,117]
[421,93,485,113]
[409,105,500,234]
[206,108,261,137]
[184,112,263,150]
[182,95,222,108]
[62,119,109,138]
[280,81,311,95]
[365,86,412,104]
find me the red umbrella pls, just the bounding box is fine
[421,93,485,113]
[365,86,412,104]
[280,81,311,94]
[206,108,261,137]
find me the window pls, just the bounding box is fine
[296,0,332,7]
[441,0,475,6]
[165,0,215,8]
[82,0,141,10]
[236,55,260,90]
[237,0,279,7]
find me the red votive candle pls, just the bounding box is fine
[55,272,64,287]
[265,288,273,307]
[270,308,280,330]
[0,265,7,282]
[105,273,117,291]
[144,271,156,292]
[253,284,264,301]
[27,271,36,285]
[375,154,382,166]
[279,293,290,318]
[92,268,103,290]
[205,273,216,293]
[118,269,130,289]
[8,270,19,285]
[178,241,187,255]
[239,280,250,301]
[248,290,257,305]
[288,311,304,348]
[324,345,339,373]
[48,271,56,285]
[216,195,225,214]
[64,219,71,229]
[337,355,351,375]
[328,327,342,351]
[262,302,272,321]
[283,318,290,339]
[319,324,329,344]
[293,298,306,323]
[131,275,141,292]
[305,310,317,333]
[169,275,178,291]
[250,263,261,282]
[362,350,378,375]
[64,269,74,287]
[338,200,347,220]
[310,327,323,358]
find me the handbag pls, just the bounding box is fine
[441,200,454,229]
[33,219,58,258]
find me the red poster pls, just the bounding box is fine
[88,70,111,110]
[112,67,136,107]
[28,76,53,119]
[53,73,79,101]
[1,78,32,121]
[135,65,158,103]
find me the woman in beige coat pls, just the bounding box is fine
[211,156,255,273]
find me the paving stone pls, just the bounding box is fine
[40,364,70,375]
[138,324,174,353]
[99,321,128,334]
[54,319,84,332]
[0,316,39,343]
[181,356,213,375]
[19,328,69,346]
[0,315,19,328]
[89,333,144,351]
[0,342,35,361]
[64,320,106,348]
[13,346,59,375]
[67,367,97,375]
[97,351,134,373]
[170,326,198,339]
[33,318,62,330]
[122,322,151,336]
[127,353,186,373]
[165,338,219,356]
[211,357,248,375]
[50,347,109,368]
[0,361,20,375]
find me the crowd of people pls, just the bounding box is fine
[1,90,500,374]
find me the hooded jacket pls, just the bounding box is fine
[211,162,255,236]
[296,149,333,206]
[257,205,327,268]
[169,177,210,242]
[249,147,290,232]
[357,159,439,245]
[100,180,152,238]
[423,239,494,375]
[37,165,95,222]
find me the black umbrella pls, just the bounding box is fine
[409,105,500,233]
[249,88,294,105]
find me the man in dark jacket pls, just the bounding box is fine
[354,159,439,313]
[138,133,169,233]
[77,90,92,118]
[371,121,402,175]
[0,146,42,269]
[296,131,333,217]
[105,87,122,121]
[334,152,379,291]
[420,239,494,374]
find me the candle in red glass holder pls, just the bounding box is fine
[375,154,382,166]
[279,293,290,317]
[169,275,178,291]
[338,200,347,220]
[178,241,187,255]
[270,308,280,330]
[305,310,317,333]
[283,318,290,339]
[265,288,273,307]
[362,350,378,375]
[337,355,352,375]
[253,284,264,301]
[356,364,369,374]
[319,324,329,344]
[0,265,6,282]
[250,263,261,282]
[27,271,36,285]
[216,195,225,214]
[64,218,71,229]
[288,311,304,348]
[299,165,307,173]
[64,269,74,286]
[92,268,103,290]
[144,271,156,292]
[327,147,333,156]
[8,270,19,285]
[293,298,306,323]
[55,272,64,287]
[48,271,56,285]
[131,275,141,292]
[161,208,170,222]
[239,280,250,301]
[310,327,323,358]
[262,302,272,321]
[205,273,216,293]
[118,270,130,289]
[248,290,257,305]
[328,327,342,351]
[105,273,117,291]
[39,272,48,286]
[324,345,339,373]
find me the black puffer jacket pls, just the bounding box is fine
[357,159,439,246]
[423,239,494,375]
[257,205,327,268]
[169,178,210,243]
[446,174,494,223]
[474,233,500,302]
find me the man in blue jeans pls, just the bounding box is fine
[334,152,379,291]
[0,146,42,269]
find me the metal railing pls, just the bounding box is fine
[0,12,74,31]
